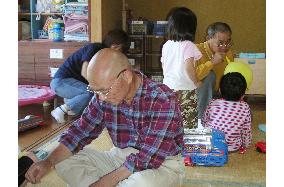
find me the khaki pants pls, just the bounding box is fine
[55,147,185,187]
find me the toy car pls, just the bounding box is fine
[184,156,194,166]
[18,115,44,132]
[183,128,228,166]
[255,141,266,153]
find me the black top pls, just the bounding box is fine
[54,43,104,84]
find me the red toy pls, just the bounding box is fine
[255,141,266,153]
[18,115,44,132]
[239,146,246,154]
[184,157,194,166]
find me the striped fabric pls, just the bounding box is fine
[59,72,183,172]
[202,99,252,152]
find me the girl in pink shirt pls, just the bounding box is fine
[161,7,202,130]
[202,72,252,152]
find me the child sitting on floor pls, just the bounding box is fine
[202,72,252,152]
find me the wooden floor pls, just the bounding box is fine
[19,96,266,187]
[18,102,77,152]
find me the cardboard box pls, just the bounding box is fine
[234,58,266,95]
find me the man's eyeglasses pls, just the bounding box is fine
[216,41,233,48]
[87,69,127,97]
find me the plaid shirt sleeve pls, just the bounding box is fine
[123,94,183,172]
[59,97,105,153]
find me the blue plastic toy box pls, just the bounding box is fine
[183,128,228,166]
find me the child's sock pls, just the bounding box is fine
[51,104,67,123]
[63,98,68,104]
[63,98,77,116]
[67,110,77,116]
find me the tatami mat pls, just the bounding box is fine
[25,111,265,187]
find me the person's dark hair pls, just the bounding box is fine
[207,22,232,39]
[220,72,247,101]
[102,29,130,53]
[166,7,197,42]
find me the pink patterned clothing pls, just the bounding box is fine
[202,99,252,151]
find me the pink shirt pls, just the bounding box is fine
[202,99,252,152]
[161,40,202,90]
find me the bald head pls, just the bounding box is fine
[87,48,130,86]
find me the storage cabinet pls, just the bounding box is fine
[19,41,87,85]
[127,35,165,82]
[144,35,164,79]
[18,0,90,41]
[125,18,168,82]
[18,0,92,86]
[19,42,35,84]
[127,35,144,71]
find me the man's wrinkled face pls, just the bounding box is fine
[87,69,129,105]
[209,32,232,53]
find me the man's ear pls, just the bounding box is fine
[206,35,211,41]
[123,69,133,84]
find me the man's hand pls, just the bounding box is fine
[25,159,52,184]
[25,143,72,184]
[211,52,226,65]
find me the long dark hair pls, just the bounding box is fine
[166,7,197,42]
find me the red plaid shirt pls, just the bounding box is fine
[59,72,183,172]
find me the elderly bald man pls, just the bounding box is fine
[25,48,184,187]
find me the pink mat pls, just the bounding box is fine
[18,85,56,106]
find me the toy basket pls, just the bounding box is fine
[152,21,168,36]
[128,21,153,35]
[183,128,228,166]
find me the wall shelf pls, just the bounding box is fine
[19,12,64,16]
[127,34,165,81]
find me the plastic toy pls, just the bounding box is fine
[184,156,193,166]
[239,146,246,154]
[33,150,48,160]
[183,128,228,166]
[255,141,266,153]
[18,115,44,132]
[224,61,253,89]
[18,85,56,107]
[258,124,266,133]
